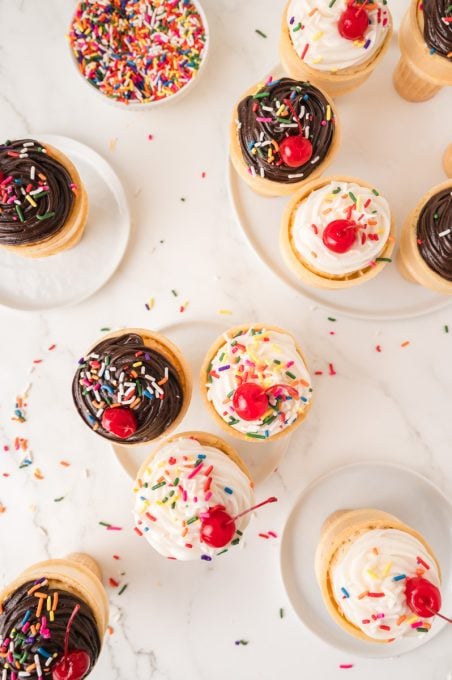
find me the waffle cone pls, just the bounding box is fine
[229,82,340,197]
[78,327,192,447]
[136,430,254,486]
[280,175,395,289]
[397,180,452,294]
[0,553,109,640]
[444,144,452,178]
[1,143,88,259]
[200,323,312,443]
[279,1,393,98]
[393,0,452,102]
[315,508,440,643]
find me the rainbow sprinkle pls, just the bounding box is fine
[69,0,208,105]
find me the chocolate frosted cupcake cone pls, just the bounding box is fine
[0,139,88,258]
[397,180,452,294]
[393,0,452,102]
[0,553,109,678]
[72,328,192,446]
[230,77,340,197]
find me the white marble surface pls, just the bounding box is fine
[0,0,452,678]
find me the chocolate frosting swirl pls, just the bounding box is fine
[417,187,452,280]
[72,333,185,443]
[0,139,75,246]
[0,579,100,678]
[422,0,452,60]
[236,78,336,184]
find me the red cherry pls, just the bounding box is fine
[322,219,358,254]
[52,650,91,680]
[405,577,442,619]
[200,506,236,548]
[338,5,369,41]
[232,383,269,421]
[101,407,137,439]
[279,135,313,168]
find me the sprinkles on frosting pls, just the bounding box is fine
[69,0,208,104]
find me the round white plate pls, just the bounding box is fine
[228,56,452,321]
[0,135,130,311]
[111,319,292,485]
[280,462,452,658]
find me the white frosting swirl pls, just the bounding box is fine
[331,529,441,640]
[291,180,391,276]
[287,0,390,72]
[205,328,312,439]
[133,437,255,561]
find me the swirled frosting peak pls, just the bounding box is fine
[0,139,76,246]
[72,333,185,443]
[236,78,336,184]
[421,0,452,60]
[417,187,452,281]
[331,528,440,641]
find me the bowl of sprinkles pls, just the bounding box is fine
[68,0,209,108]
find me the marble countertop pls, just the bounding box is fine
[1,0,452,678]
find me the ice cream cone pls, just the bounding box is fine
[444,144,452,178]
[279,1,393,98]
[0,553,109,639]
[73,328,192,447]
[393,0,452,102]
[200,323,312,442]
[1,143,88,259]
[230,81,340,198]
[136,430,253,485]
[280,175,395,289]
[315,508,440,642]
[397,180,452,294]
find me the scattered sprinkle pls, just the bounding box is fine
[279,608,285,618]
[118,584,128,596]
[401,341,410,348]
[235,640,249,646]
[53,496,65,503]
[255,29,267,38]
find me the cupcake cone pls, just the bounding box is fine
[0,142,88,259]
[397,180,452,294]
[136,430,253,483]
[279,1,393,98]
[393,0,452,102]
[230,79,340,198]
[280,175,395,289]
[72,328,192,446]
[443,144,452,178]
[200,324,313,443]
[315,508,440,643]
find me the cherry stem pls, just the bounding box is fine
[227,496,278,524]
[63,604,81,663]
[283,98,304,136]
[355,0,369,17]
[425,606,452,624]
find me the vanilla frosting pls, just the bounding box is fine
[133,437,255,561]
[331,529,441,640]
[291,180,391,276]
[205,328,312,439]
[287,0,391,72]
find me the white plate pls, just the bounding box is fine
[0,135,130,311]
[111,319,292,485]
[280,462,452,658]
[228,57,452,321]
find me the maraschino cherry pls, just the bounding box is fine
[200,497,278,548]
[338,0,370,41]
[405,577,442,619]
[52,604,91,680]
[322,219,358,254]
[233,383,269,421]
[101,406,137,439]
[279,98,313,168]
